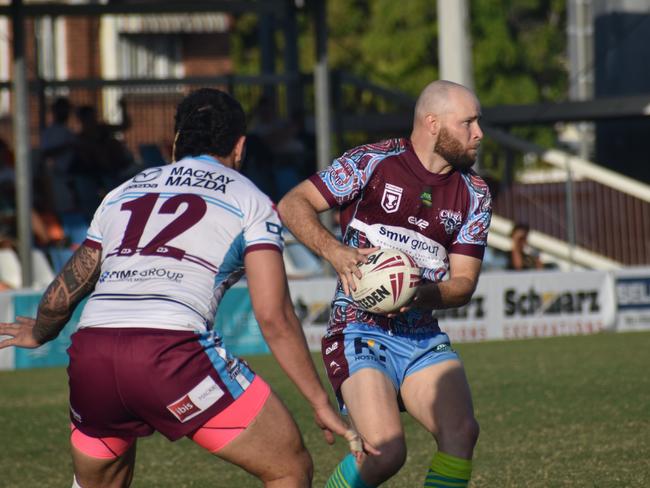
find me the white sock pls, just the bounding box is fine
[71,475,83,488]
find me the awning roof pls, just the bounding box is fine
[114,13,230,34]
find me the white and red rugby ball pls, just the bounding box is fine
[351,248,421,314]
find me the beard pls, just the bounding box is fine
[434,127,477,171]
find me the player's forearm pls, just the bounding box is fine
[34,246,100,344]
[34,274,77,343]
[278,194,338,260]
[259,314,330,407]
[417,277,476,310]
[34,302,72,343]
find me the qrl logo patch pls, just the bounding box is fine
[381,183,403,213]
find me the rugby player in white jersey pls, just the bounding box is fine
[0,88,375,488]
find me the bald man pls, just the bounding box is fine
[278,80,491,487]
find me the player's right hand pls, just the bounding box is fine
[323,243,379,296]
[0,316,40,349]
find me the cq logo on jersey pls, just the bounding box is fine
[381,183,403,213]
[133,167,162,183]
[439,209,462,234]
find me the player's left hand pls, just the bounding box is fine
[386,284,437,317]
[0,316,40,349]
[312,403,380,460]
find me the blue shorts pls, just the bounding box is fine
[322,322,459,411]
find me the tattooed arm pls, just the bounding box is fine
[0,245,101,349]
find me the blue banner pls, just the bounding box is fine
[13,295,88,369]
[9,286,268,370]
[214,286,269,355]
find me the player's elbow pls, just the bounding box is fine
[455,278,478,306]
[278,185,313,220]
[276,196,290,219]
[255,307,291,339]
[277,192,299,222]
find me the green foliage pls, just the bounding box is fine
[472,0,567,106]
[1,332,649,487]
[231,0,566,104]
[229,1,568,175]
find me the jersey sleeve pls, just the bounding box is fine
[450,173,492,259]
[82,197,109,250]
[81,184,125,250]
[242,187,284,255]
[308,144,386,207]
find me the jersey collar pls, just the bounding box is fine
[403,139,454,186]
[195,154,224,166]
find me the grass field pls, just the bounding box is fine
[1,331,649,487]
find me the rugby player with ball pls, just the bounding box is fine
[279,80,492,488]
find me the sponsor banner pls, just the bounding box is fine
[214,279,335,354]
[215,285,269,355]
[0,292,14,370]
[435,270,616,342]
[496,270,616,340]
[288,279,336,351]
[434,286,492,343]
[12,293,88,369]
[614,267,650,332]
[0,269,620,369]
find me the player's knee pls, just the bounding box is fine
[462,416,480,447]
[292,445,314,480]
[369,437,407,480]
[265,446,312,485]
[439,415,479,450]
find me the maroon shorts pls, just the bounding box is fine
[67,327,257,441]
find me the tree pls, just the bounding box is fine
[230,0,567,156]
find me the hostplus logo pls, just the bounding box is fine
[353,337,386,363]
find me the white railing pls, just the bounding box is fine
[485,125,650,203]
[484,125,650,268]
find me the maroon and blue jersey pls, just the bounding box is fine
[309,138,492,335]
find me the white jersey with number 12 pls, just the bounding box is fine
[77,154,283,333]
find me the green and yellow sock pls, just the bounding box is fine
[423,451,472,487]
[325,453,373,488]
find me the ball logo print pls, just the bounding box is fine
[351,249,421,314]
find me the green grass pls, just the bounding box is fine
[1,331,649,487]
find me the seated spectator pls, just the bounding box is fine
[482,246,509,271]
[507,222,543,270]
[0,136,16,250]
[0,137,69,266]
[239,134,279,201]
[72,102,134,218]
[40,97,77,215]
[248,97,313,200]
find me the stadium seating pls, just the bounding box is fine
[0,248,22,289]
[0,248,55,289]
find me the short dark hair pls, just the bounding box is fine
[511,222,530,236]
[173,88,246,161]
[52,97,71,123]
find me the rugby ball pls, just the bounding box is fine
[351,249,421,314]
